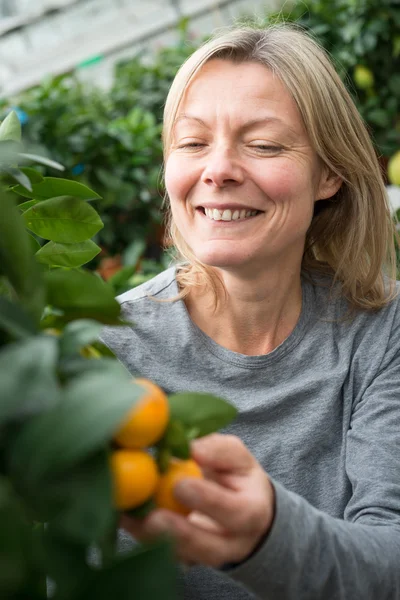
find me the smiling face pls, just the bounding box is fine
[165,59,340,277]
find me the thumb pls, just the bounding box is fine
[190,433,255,474]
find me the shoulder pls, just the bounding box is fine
[116,266,179,305]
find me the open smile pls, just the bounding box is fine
[196,206,263,223]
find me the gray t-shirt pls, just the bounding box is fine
[100,266,400,600]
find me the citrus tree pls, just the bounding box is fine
[0,111,237,599]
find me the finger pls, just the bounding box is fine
[120,511,179,543]
[188,511,225,535]
[191,434,255,473]
[146,510,242,568]
[174,476,255,533]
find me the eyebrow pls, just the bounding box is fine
[174,114,293,133]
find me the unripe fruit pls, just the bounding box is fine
[388,151,400,186]
[353,65,374,90]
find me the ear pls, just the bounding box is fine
[316,167,343,201]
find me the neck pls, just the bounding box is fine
[184,264,303,356]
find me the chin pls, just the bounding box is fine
[194,249,250,270]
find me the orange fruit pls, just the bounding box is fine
[111,449,159,511]
[114,378,169,449]
[155,458,203,515]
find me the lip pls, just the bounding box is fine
[195,203,262,212]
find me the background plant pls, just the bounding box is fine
[1,7,399,281]
[258,0,400,161]
[0,25,198,290]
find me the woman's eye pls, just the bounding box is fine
[178,142,206,149]
[250,145,282,153]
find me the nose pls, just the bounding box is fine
[201,147,244,188]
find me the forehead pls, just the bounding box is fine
[176,59,304,133]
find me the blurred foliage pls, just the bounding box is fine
[0,111,179,600]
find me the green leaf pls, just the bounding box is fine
[0,111,22,143]
[44,268,121,324]
[160,419,190,459]
[18,152,65,171]
[23,196,103,243]
[0,140,20,164]
[20,167,44,184]
[0,478,32,595]
[35,526,91,600]
[77,539,178,600]
[0,335,60,423]
[12,177,101,200]
[59,319,104,356]
[0,297,38,340]
[168,392,238,437]
[49,449,114,545]
[28,233,41,253]
[35,239,101,268]
[10,366,144,478]
[0,191,45,324]
[3,167,32,191]
[18,199,39,212]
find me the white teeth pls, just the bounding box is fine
[204,207,259,221]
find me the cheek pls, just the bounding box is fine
[258,163,315,207]
[165,156,195,203]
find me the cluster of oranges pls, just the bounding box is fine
[111,378,202,515]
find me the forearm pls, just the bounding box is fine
[225,479,400,600]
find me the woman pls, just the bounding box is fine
[100,24,400,599]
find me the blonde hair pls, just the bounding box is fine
[161,23,398,311]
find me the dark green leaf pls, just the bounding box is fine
[23,196,103,243]
[44,269,121,324]
[18,153,65,171]
[388,74,400,96]
[0,191,45,324]
[20,167,44,184]
[0,335,60,423]
[0,111,22,143]
[161,419,190,459]
[0,297,38,340]
[367,108,390,128]
[35,523,92,600]
[28,233,41,253]
[13,177,101,200]
[168,392,238,437]
[77,539,178,600]
[50,450,114,545]
[0,478,32,595]
[10,365,144,478]
[60,319,104,356]
[36,240,101,268]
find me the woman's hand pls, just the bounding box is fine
[120,433,275,568]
